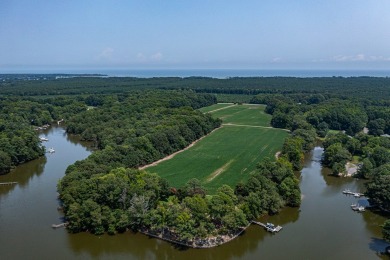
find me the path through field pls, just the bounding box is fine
[222,123,290,131]
[205,104,236,113]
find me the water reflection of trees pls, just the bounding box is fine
[43,125,94,151]
[363,209,390,234]
[64,131,95,152]
[368,237,390,259]
[259,207,300,225]
[66,207,300,259]
[311,146,367,195]
[361,208,390,257]
[0,156,46,197]
[66,226,270,259]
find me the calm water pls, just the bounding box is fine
[2,69,390,78]
[0,128,389,259]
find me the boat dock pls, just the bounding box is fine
[350,203,365,212]
[47,147,55,153]
[0,182,18,186]
[252,221,283,233]
[34,124,51,131]
[342,189,364,197]
[51,223,68,229]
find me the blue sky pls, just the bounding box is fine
[1,0,390,70]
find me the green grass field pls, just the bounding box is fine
[149,103,287,193]
[209,104,271,126]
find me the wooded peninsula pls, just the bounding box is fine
[1,75,389,246]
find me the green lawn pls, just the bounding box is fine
[210,104,271,126]
[326,129,343,136]
[148,125,288,193]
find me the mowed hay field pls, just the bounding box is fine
[148,104,288,193]
[207,104,271,126]
[148,126,288,193]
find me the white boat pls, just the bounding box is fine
[47,148,55,153]
[351,204,365,212]
[265,223,282,232]
[356,206,365,212]
[39,137,48,141]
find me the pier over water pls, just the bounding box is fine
[252,221,283,233]
[0,182,17,186]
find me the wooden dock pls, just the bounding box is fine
[342,189,364,197]
[252,221,283,233]
[0,182,17,186]
[51,223,68,229]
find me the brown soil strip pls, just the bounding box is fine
[206,104,236,113]
[206,159,234,182]
[260,144,269,153]
[222,123,290,132]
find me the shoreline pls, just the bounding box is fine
[139,221,252,249]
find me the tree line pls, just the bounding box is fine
[2,76,390,101]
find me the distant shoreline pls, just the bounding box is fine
[1,69,390,78]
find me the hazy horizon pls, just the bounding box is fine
[1,1,390,71]
[2,68,390,79]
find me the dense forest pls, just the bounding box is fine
[1,75,389,243]
[2,76,390,100]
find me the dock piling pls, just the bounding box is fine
[0,182,18,186]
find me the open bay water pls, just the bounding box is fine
[1,69,390,78]
[95,69,390,78]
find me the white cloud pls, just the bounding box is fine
[136,52,147,62]
[96,47,114,61]
[151,52,163,61]
[136,52,163,63]
[271,57,283,63]
[331,54,390,62]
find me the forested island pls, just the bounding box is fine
[1,75,389,247]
